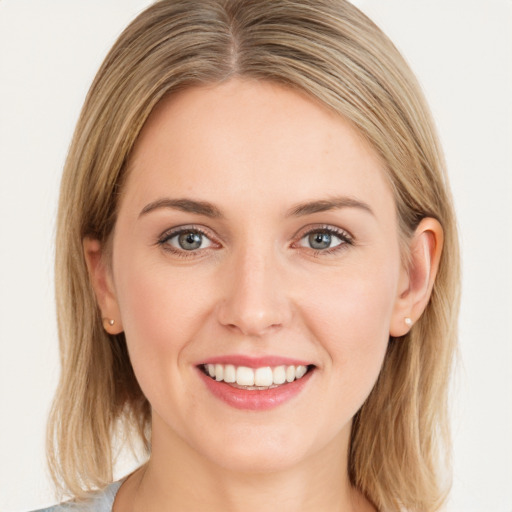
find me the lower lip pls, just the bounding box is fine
[198,368,314,411]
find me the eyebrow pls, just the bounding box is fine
[139,195,374,219]
[139,198,223,218]
[286,196,374,217]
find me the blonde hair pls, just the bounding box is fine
[49,1,460,510]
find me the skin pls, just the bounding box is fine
[85,79,443,512]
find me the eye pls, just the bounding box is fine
[305,232,339,250]
[296,227,352,252]
[159,228,213,252]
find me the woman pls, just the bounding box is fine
[38,0,460,511]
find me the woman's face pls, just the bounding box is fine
[107,79,407,472]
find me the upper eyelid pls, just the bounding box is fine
[292,224,354,242]
[158,224,217,242]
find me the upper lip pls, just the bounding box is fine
[198,355,314,368]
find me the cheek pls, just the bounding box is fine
[112,263,217,421]
[304,259,397,334]
[115,240,211,333]
[300,259,398,392]
[112,256,211,381]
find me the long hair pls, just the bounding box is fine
[48,1,460,510]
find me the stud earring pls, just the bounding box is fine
[404,317,412,327]
[103,318,115,327]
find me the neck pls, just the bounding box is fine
[116,414,374,512]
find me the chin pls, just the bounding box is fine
[207,446,305,475]
[189,423,321,475]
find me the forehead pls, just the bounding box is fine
[123,79,394,220]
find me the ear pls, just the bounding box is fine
[83,237,123,334]
[390,217,443,337]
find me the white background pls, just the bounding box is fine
[0,1,511,511]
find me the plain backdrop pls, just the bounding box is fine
[0,1,511,511]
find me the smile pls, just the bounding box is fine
[203,363,310,389]
[197,358,315,410]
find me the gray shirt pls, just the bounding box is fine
[30,481,122,512]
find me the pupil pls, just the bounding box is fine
[179,232,202,250]
[309,232,331,250]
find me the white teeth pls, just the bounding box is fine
[273,365,286,385]
[204,363,311,387]
[224,364,236,383]
[236,366,255,386]
[214,364,224,381]
[254,367,273,387]
[295,365,307,379]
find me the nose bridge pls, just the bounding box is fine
[217,241,290,336]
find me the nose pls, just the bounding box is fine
[216,246,292,337]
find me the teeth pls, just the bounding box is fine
[214,364,224,381]
[224,364,236,383]
[236,366,255,386]
[296,365,307,379]
[254,367,273,387]
[204,363,310,387]
[273,365,286,385]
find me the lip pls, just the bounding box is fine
[196,358,315,411]
[199,355,312,368]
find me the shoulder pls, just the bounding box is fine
[29,481,123,512]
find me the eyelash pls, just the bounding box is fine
[156,224,354,259]
[294,225,354,256]
[157,225,217,259]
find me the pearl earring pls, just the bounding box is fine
[103,318,115,327]
[404,317,412,327]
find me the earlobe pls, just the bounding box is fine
[83,237,123,334]
[390,218,444,337]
